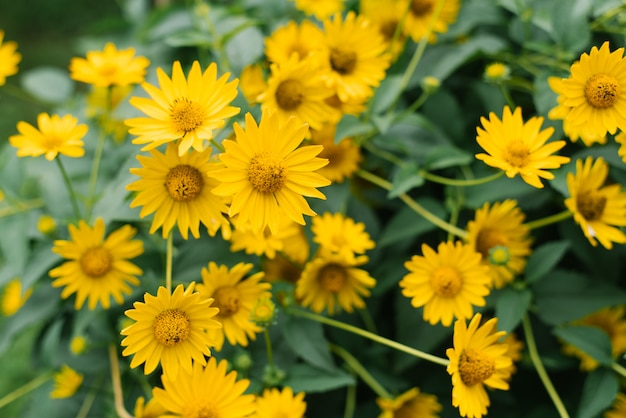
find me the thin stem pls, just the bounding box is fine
[0,198,45,219]
[291,308,449,367]
[361,141,406,167]
[499,83,516,109]
[264,327,275,368]
[612,362,626,379]
[0,372,52,409]
[526,210,573,231]
[420,170,505,187]
[85,87,111,220]
[108,344,133,418]
[356,169,468,239]
[55,157,82,220]
[343,376,356,418]
[165,232,174,292]
[330,343,392,399]
[76,375,101,418]
[521,315,570,418]
[386,0,411,57]
[358,308,378,334]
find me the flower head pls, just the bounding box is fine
[289,0,345,20]
[377,387,442,418]
[265,20,326,65]
[49,218,144,310]
[1,278,32,316]
[310,123,362,182]
[250,297,277,328]
[402,0,460,43]
[0,30,21,85]
[134,396,168,418]
[9,113,87,161]
[360,0,407,61]
[252,387,306,418]
[230,217,305,260]
[70,336,87,355]
[69,42,149,87]
[37,214,57,235]
[50,365,83,399]
[312,211,375,256]
[475,106,570,188]
[484,62,510,82]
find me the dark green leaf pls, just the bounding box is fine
[553,326,613,367]
[282,315,335,372]
[378,198,446,247]
[282,363,355,393]
[371,74,403,114]
[524,240,570,284]
[388,163,424,198]
[577,368,618,418]
[495,288,532,332]
[423,146,473,170]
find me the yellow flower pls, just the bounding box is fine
[126,60,239,156]
[37,214,56,235]
[134,396,168,418]
[360,0,407,61]
[240,63,267,104]
[0,30,21,86]
[250,297,277,327]
[230,217,305,260]
[153,357,255,418]
[605,393,626,418]
[484,62,510,81]
[310,123,362,183]
[377,387,442,418]
[312,211,375,255]
[210,110,330,234]
[446,313,512,418]
[399,241,491,327]
[465,200,532,289]
[49,218,144,310]
[252,387,306,418]
[401,0,460,43]
[50,365,83,399]
[70,336,87,355]
[561,306,626,371]
[196,262,271,351]
[9,113,87,161]
[548,42,626,140]
[565,156,626,249]
[615,131,626,163]
[86,85,133,117]
[126,142,230,239]
[289,0,345,20]
[69,42,149,87]
[265,20,326,64]
[322,11,391,102]
[121,283,221,377]
[1,278,32,316]
[295,251,376,314]
[475,106,570,189]
[501,332,524,376]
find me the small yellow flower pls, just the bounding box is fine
[264,19,326,65]
[484,62,510,81]
[0,30,21,86]
[37,214,56,235]
[134,396,168,418]
[70,336,87,355]
[50,365,83,399]
[250,297,277,327]
[401,0,461,43]
[312,211,374,256]
[377,387,442,418]
[1,278,32,316]
[251,386,306,418]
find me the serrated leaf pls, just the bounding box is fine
[388,163,424,198]
[423,145,473,170]
[282,315,335,372]
[553,326,613,367]
[495,288,532,332]
[21,67,73,103]
[282,363,355,393]
[335,115,375,143]
[577,368,618,418]
[524,240,570,284]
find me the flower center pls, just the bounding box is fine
[584,73,620,108]
[170,97,207,134]
[577,192,607,221]
[488,245,510,266]
[411,0,434,16]
[395,399,422,418]
[318,263,347,293]
[247,153,287,194]
[475,227,507,259]
[80,247,113,278]
[213,286,240,317]
[98,63,119,78]
[330,48,357,75]
[183,401,218,418]
[458,348,496,386]
[152,308,191,347]
[430,266,462,297]
[289,43,309,60]
[503,139,530,168]
[275,79,304,111]
[43,135,64,150]
[165,164,205,201]
[380,20,400,41]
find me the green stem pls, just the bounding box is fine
[356,169,468,239]
[165,232,174,292]
[386,0,411,57]
[291,308,449,367]
[0,198,45,218]
[499,83,516,109]
[358,308,378,334]
[85,87,111,220]
[108,344,133,418]
[55,157,82,220]
[612,362,626,379]
[264,327,274,368]
[526,210,572,231]
[344,376,356,418]
[0,372,52,409]
[330,343,392,399]
[521,315,570,418]
[420,170,504,187]
[76,375,101,418]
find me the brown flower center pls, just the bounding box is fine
[80,247,113,278]
[503,139,530,168]
[275,79,304,111]
[330,48,357,75]
[430,266,462,297]
[458,348,496,386]
[213,286,240,317]
[411,0,434,16]
[577,192,607,221]
[248,153,287,193]
[380,20,400,42]
[475,227,507,259]
[153,308,191,346]
[584,73,620,108]
[165,164,205,201]
[183,401,218,418]
[318,263,347,293]
[170,97,207,133]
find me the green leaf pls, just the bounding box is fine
[524,240,570,284]
[0,213,29,283]
[371,113,397,135]
[165,30,213,47]
[282,363,355,393]
[22,242,60,291]
[282,315,335,372]
[423,146,473,170]
[551,0,593,53]
[225,26,264,72]
[553,325,613,367]
[494,288,532,332]
[388,163,424,198]
[378,198,446,247]
[371,74,403,114]
[21,67,73,103]
[577,368,618,418]
[335,115,375,143]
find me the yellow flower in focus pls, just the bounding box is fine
[290,0,345,20]
[359,0,407,61]
[605,393,626,418]
[9,113,87,161]
[69,42,149,87]
[399,241,491,327]
[312,211,375,255]
[50,365,83,399]
[475,106,570,189]
[70,336,87,355]
[615,131,626,163]
[37,214,56,235]
[561,306,626,371]
[196,262,271,351]
[377,387,442,418]
[210,110,330,234]
[446,313,512,418]
[49,218,144,310]
[310,123,362,183]
[153,357,255,418]
[134,396,168,418]
[296,251,376,314]
[465,200,532,289]
[240,63,267,104]
[0,30,21,86]
[1,278,32,316]
[401,0,460,43]
[121,283,221,377]
[252,387,306,418]
[230,218,305,260]
[126,60,239,156]
[265,20,326,64]
[565,157,626,249]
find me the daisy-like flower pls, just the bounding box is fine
[210,110,331,234]
[239,63,267,105]
[126,60,239,156]
[465,200,532,289]
[126,142,230,239]
[399,241,491,327]
[565,156,626,249]
[259,54,338,133]
[196,262,271,351]
[475,106,570,189]
[153,357,255,418]
[446,313,513,418]
[0,30,21,86]
[310,123,362,182]
[121,283,221,377]
[615,131,626,163]
[605,393,626,418]
[289,0,345,20]
[134,396,168,418]
[377,387,442,418]
[400,0,460,42]
[9,113,87,161]
[548,42,626,141]
[295,251,376,314]
[265,20,326,65]
[49,218,144,311]
[561,306,626,371]
[69,42,149,87]
[1,278,32,316]
[252,387,306,418]
[360,0,407,60]
[322,11,391,102]
[50,365,83,399]
[312,211,375,255]
[230,217,305,259]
